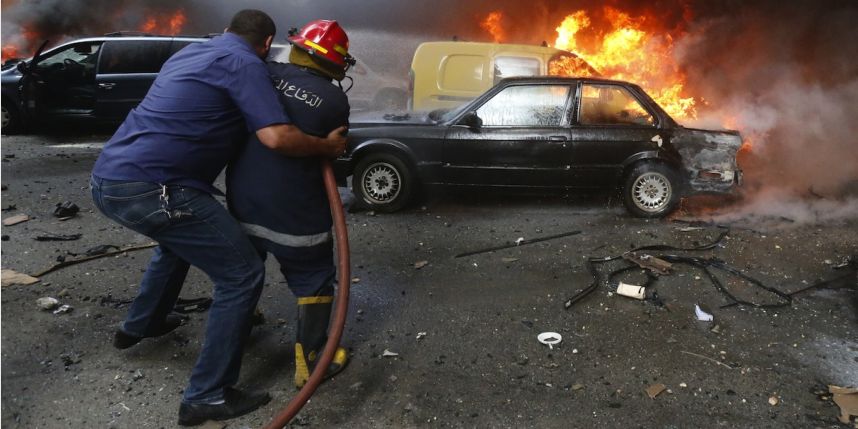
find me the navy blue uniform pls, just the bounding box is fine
[227,62,349,297]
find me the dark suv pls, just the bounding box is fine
[1,33,210,134]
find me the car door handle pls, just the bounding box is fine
[98,83,116,90]
[548,135,568,142]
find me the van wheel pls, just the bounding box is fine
[2,101,21,135]
[622,162,680,218]
[352,153,413,212]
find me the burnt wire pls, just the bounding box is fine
[564,228,792,309]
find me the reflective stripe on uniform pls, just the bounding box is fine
[297,296,334,305]
[241,222,332,248]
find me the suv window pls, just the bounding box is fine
[476,84,570,127]
[99,40,172,74]
[579,84,654,126]
[35,42,101,75]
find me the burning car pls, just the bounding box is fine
[335,76,742,218]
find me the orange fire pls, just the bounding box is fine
[139,8,187,35]
[551,7,697,120]
[480,7,698,121]
[480,11,505,43]
[1,24,40,62]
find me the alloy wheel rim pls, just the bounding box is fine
[362,162,401,204]
[632,172,671,212]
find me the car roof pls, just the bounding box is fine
[497,75,635,86]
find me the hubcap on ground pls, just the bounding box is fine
[632,172,671,212]
[362,162,401,204]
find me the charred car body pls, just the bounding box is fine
[335,76,742,218]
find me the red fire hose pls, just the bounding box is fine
[264,158,350,428]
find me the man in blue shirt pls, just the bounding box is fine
[90,10,347,426]
[227,19,352,392]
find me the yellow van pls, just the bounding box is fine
[409,41,597,111]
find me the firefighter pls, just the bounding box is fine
[226,19,355,389]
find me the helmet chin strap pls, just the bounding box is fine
[338,75,354,93]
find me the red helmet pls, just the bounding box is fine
[288,20,355,69]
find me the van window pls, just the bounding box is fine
[493,56,539,84]
[439,55,484,91]
[99,40,172,74]
[579,84,654,126]
[476,84,570,127]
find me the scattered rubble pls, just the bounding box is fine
[1,269,40,286]
[53,201,80,219]
[3,214,30,226]
[36,297,60,311]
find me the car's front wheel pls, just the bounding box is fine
[352,152,414,212]
[622,162,680,218]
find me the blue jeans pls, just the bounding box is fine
[90,176,265,404]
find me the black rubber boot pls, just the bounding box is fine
[294,296,348,388]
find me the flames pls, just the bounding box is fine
[139,9,187,35]
[480,7,698,121]
[1,9,186,62]
[480,11,505,44]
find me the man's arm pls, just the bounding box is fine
[256,124,347,157]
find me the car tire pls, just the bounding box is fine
[352,152,414,212]
[622,162,680,218]
[372,88,407,111]
[2,101,21,135]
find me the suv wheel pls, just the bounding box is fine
[622,162,680,218]
[2,101,21,135]
[352,152,414,212]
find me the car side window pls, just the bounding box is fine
[99,40,172,74]
[476,85,570,127]
[493,56,540,85]
[35,42,102,76]
[578,84,654,126]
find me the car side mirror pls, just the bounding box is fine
[460,111,482,129]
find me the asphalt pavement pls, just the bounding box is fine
[1,130,856,428]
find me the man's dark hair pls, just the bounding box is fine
[228,9,276,47]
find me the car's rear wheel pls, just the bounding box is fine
[352,152,414,212]
[622,162,680,218]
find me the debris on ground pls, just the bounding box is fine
[537,332,562,349]
[173,297,213,314]
[501,257,519,263]
[382,349,399,357]
[2,235,9,241]
[455,230,582,258]
[2,204,17,211]
[53,299,74,313]
[53,201,80,219]
[829,385,858,424]
[34,232,83,241]
[622,252,673,275]
[768,395,780,406]
[414,260,429,269]
[3,214,30,226]
[34,243,157,277]
[2,269,40,286]
[36,297,60,311]
[81,244,120,256]
[416,332,427,341]
[695,304,714,322]
[645,383,667,399]
[616,282,646,300]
